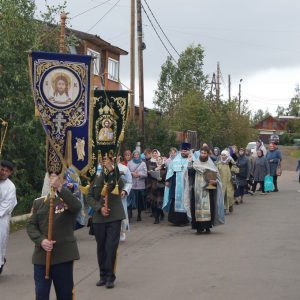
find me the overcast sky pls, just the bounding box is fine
[35,0,300,114]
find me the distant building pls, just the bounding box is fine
[67,28,128,91]
[254,115,300,143]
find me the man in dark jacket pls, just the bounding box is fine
[87,156,125,289]
[27,172,82,300]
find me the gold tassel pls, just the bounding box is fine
[79,184,90,196]
[101,184,108,196]
[119,130,125,142]
[111,184,120,195]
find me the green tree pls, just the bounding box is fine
[144,111,176,155]
[287,85,300,116]
[0,0,72,214]
[251,109,270,125]
[154,44,207,114]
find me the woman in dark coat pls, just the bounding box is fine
[266,142,282,192]
[235,147,250,204]
[251,149,270,194]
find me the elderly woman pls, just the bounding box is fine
[251,149,270,194]
[235,147,250,204]
[266,142,282,192]
[217,150,238,213]
[127,150,148,221]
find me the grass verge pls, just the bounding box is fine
[10,220,27,233]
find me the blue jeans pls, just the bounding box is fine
[34,261,74,300]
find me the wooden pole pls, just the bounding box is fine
[45,11,67,279]
[216,62,220,102]
[130,0,136,121]
[45,187,55,279]
[136,0,145,146]
[228,74,231,101]
[59,12,67,53]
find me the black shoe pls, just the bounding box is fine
[106,281,115,289]
[196,228,203,235]
[137,215,142,221]
[0,258,6,275]
[96,278,106,286]
[274,189,279,192]
[205,228,211,234]
[154,219,160,224]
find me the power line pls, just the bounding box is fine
[86,0,121,33]
[142,0,180,56]
[141,4,177,63]
[71,0,113,19]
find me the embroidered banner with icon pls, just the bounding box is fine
[87,90,129,179]
[29,51,93,174]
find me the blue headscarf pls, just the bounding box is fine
[132,150,142,164]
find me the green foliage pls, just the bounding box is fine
[154,44,207,114]
[280,132,300,145]
[251,109,270,125]
[0,0,73,215]
[144,111,176,156]
[123,120,140,152]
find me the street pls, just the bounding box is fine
[1,171,300,300]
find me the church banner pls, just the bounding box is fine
[87,90,129,179]
[29,51,93,174]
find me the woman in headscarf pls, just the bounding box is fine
[63,166,86,230]
[211,147,221,163]
[217,150,238,213]
[122,150,132,166]
[235,147,250,204]
[251,149,270,194]
[127,150,148,221]
[149,156,167,224]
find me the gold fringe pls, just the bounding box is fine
[101,184,108,196]
[119,130,125,142]
[79,184,90,195]
[111,184,119,195]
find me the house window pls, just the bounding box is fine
[87,48,101,75]
[108,58,119,82]
[272,122,278,129]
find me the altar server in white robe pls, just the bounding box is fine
[0,160,17,274]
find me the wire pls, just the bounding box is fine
[86,0,121,33]
[142,0,180,56]
[141,4,177,63]
[71,0,113,19]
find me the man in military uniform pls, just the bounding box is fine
[27,172,82,300]
[87,156,125,289]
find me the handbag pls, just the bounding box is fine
[276,162,282,176]
[264,175,274,192]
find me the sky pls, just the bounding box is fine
[35,0,300,115]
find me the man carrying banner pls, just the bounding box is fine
[87,155,126,289]
[27,172,81,300]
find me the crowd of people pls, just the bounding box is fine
[0,138,284,298]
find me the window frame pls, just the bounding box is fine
[87,48,101,76]
[107,58,119,82]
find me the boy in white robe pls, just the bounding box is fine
[0,160,17,274]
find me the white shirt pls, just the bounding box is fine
[0,178,17,217]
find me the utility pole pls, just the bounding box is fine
[136,0,145,146]
[216,62,220,102]
[238,78,243,115]
[129,0,135,121]
[228,74,231,101]
[209,73,216,101]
